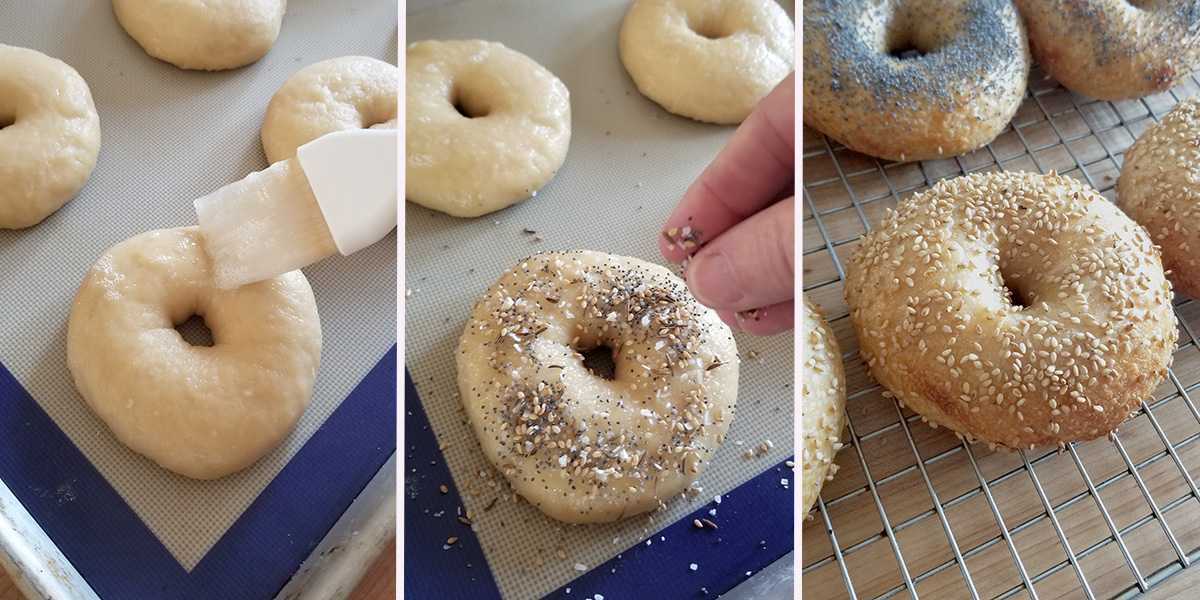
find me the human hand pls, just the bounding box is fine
[659,71,795,336]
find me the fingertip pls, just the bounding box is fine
[659,229,685,265]
[716,301,795,336]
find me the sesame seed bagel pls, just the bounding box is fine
[1118,97,1200,299]
[1013,0,1200,101]
[802,0,1030,163]
[845,171,1176,450]
[456,251,739,523]
[802,293,846,517]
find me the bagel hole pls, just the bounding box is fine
[0,114,13,129]
[687,16,733,40]
[175,315,214,347]
[890,46,925,60]
[999,270,1033,310]
[581,346,617,381]
[450,85,490,119]
[885,31,932,60]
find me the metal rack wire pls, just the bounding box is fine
[801,65,1200,600]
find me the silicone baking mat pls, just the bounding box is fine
[801,63,1200,598]
[0,1,396,597]
[403,1,795,599]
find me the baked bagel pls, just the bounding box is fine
[1013,0,1200,101]
[845,171,1176,450]
[802,293,846,517]
[1117,97,1200,299]
[803,0,1030,162]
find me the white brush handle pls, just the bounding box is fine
[296,128,398,256]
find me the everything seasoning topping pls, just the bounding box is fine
[459,251,738,520]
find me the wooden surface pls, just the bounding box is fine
[0,537,396,600]
[801,66,1200,599]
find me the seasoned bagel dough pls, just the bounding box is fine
[406,40,571,218]
[261,56,398,164]
[620,0,794,124]
[112,0,287,71]
[67,227,322,480]
[0,44,101,229]
[457,251,738,523]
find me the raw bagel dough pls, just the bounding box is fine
[0,44,101,229]
[67,227,322,480]
[802,293,845,517]
[619,0,794,124]
[261,55,398,164]
[457,251,738,523]
[406,40,571,217]
[112,0,287,70]
[845,171,1175,450]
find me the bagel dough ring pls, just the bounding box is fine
[802,293,846,517]
[456,251,739,523]
[1118,97,1200,299]
[0,44,101,229]
[111,0,286,71]
[1013,0,1200,101]
[619,0,794,124]
[261,56,398,164]
[67,227,322,480]
[803,0,1030,162]
[845,171,1176,450]
[406,40,571,218]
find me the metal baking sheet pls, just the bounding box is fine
[0,1,398,597]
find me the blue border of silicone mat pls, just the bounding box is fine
[0,345,397,600]
[403,369,794,599]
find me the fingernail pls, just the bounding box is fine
[687,253,743,307]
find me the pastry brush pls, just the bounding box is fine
[195,128,398,289]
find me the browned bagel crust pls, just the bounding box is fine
[1118,97,1200,299]
[1013,0,1200,101]
[803,0,1030,163]
[802,293,846,516]
[845,171,1176,450]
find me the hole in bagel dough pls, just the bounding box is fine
[686,14,734,40]
[581,345,617,381]
[885,27,935,61]
[998,265,1033,309]
[449,83,491,119]
[0,114,13,129]
[889,46,925,60]
[175,315,214,347]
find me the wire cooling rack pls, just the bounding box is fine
[801,65,1200,600]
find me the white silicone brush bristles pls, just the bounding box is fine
[195,158,338,289]
[195,129,398,289]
